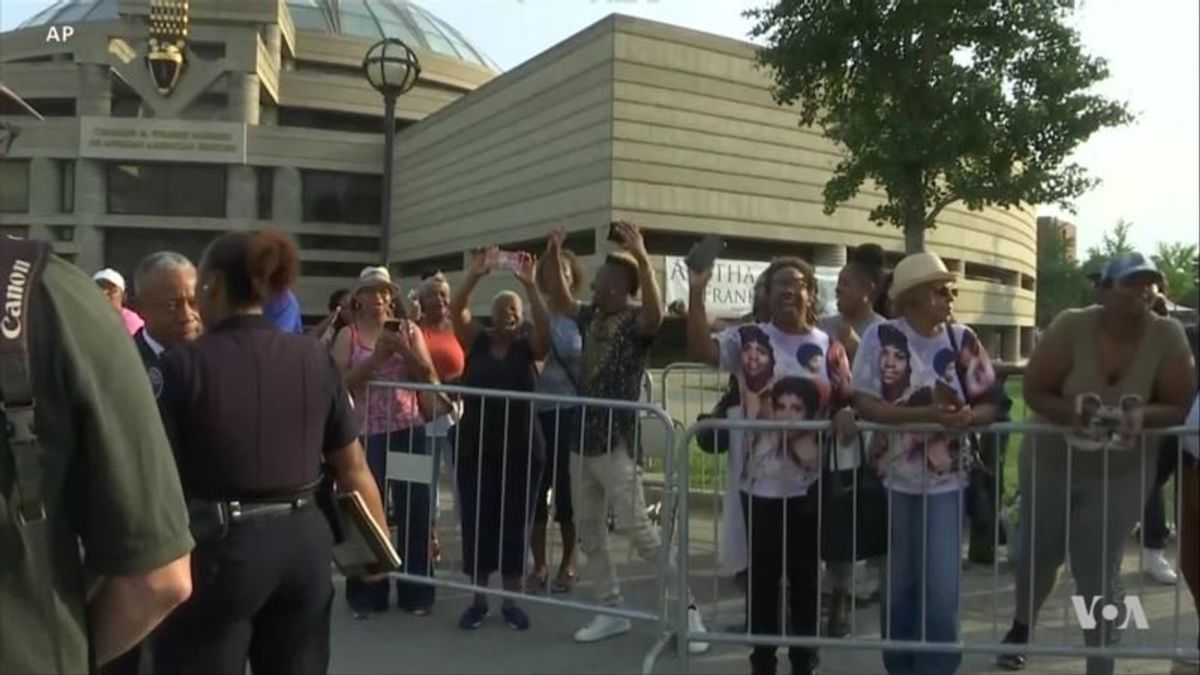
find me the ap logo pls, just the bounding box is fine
[1070,596,1150,630]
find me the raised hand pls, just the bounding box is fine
[512,252,537,287]
[688,265,713,291]
[546,229,566,255]
[468,247,494,277]
[611,221,647,258]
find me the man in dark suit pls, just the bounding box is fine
[100,251,200,675]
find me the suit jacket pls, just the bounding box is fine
[134,328,166,400]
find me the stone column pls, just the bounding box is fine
[77,64,111,117]
[28,158,59,216]
[273,165,302,226]
[264,25,282,65]
[73,159,106,272]
[227,165,257,221]
[1002,326,1021,362]
[229,72,261,125]
[812,243,847,268]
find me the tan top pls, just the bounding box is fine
[1038,306,1191,472]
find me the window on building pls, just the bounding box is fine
[59,160,75,213]
[105,228,221,284]
[24,98,76,116]
[301,170,380,224]
[279,107,412,134]
[256,167,273,220]
[396,252,464,278]
[298,233,379,253]
[0,161,30,213]
[302,261,371,278]
[106,163,227,218]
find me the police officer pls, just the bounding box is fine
[101,251,202,675]
[0,239,194,674]
[150,230,389,675]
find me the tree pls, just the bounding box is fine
[1080,218,1136,280]
[746,0,1134,252]
[1152,241,1200,307]
[1036,225,1088,326]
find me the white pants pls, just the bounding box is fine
[571,448,663,607]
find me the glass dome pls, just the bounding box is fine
[16,0,499,71]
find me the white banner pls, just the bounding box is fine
[664,256,839,319]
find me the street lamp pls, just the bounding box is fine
[363,38,421,268]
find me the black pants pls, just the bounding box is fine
[98,642,149,675]
[1143,444,1180,550]
[152,505,334,675]
[740,492,820,675]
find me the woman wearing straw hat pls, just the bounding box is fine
[332,265,439,619]
[851,251,1001,675]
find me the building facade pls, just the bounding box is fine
[0,0,496,308]
[391,16,1037,360]
[2,4,1037,358]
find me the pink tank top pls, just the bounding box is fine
[349,324,424,435]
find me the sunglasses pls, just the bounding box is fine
[934,286,959,300]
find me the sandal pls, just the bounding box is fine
[550,569,577,594]
[527,569,549,593]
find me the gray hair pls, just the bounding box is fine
[492,290,523,312]
[418,272,450,297]
[134,251,195,297]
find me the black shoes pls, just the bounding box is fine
[996,622,1029,671]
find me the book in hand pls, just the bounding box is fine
[332,491,401,578]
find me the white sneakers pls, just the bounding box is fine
[1143,549,1179,585]
[574,614,632,643]
[573,607,711,656]
[686,606,711,655]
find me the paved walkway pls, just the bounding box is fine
[329,477,1197,675]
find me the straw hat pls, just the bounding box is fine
[888,252,956,300]
[353,266,400,295]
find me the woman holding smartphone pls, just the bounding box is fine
[332,266,439,619]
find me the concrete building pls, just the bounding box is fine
[1037,215,1078,263]
[391,15,1036,360]
[1,3,1036,358]
[0,0,496,307]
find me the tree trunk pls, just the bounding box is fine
[904,226,926,254]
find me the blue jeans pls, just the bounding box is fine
[880,490,963,675]
[345,427,435,613]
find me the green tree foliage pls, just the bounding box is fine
[1080,219,1135,280]
[1036,226,1088,326]
[1152,241,1200,308]
[747,0,1134,252]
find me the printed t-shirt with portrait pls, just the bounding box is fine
[717,322,852,498]
[851,319,997,495]
[577,304,653,456]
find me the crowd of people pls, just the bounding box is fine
[1,223,1196,675]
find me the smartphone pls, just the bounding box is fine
[383,319,402,333]
[607,221,622,243]
[685,235,726,273]
[493,250,524,274]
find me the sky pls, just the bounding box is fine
[2,0,1197,255]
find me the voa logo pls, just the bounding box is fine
[1070,595,1150,631]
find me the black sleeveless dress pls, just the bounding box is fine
[456,330,546,579]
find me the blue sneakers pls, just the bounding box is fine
[501,604,531,631]
[458,603,489,630]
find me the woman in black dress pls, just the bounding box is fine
[449,246,550,632]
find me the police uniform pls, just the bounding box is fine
[0,255,193,674]
[151,313,358,675]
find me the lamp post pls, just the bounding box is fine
[363,38,420,268]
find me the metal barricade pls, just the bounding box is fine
[361,380,682,675]
[674,417,1200,674]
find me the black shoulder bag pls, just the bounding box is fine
[0,239,65,674]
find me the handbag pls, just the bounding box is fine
[945,325,1009,557]
[820,432,888,562]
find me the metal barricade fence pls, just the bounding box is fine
[674,417,1200,673]
[362,380,683,675]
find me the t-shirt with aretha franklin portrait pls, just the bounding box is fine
[716,321,852,498]
[851,319,996,495]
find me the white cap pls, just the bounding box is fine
[92,268,126,292]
